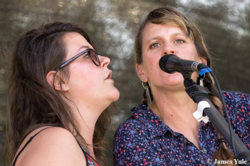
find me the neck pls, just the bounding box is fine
[70,104,103,158]
[149,88,201,149]
[149,89,199,131]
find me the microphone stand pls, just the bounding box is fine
[183,77,250,165]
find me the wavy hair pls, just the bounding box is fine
[4,22,114,165]
[134,7,235,165]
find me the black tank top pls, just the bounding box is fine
[12,128,100,166]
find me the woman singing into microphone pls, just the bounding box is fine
[113,6,250,166]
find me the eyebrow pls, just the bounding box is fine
[77,45,91,52]
[145,32,186,45]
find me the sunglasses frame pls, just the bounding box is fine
[57,48,101,70]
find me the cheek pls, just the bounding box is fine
[143,48,162,65]
[143,54,159,74]
[189,46,200,60]
[69,65,98,88]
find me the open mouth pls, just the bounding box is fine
[106,71,112,79]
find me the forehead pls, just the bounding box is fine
[62,32,90,47]
[62,32,93,58]
[142,23,186,41]
[144,22,185,33]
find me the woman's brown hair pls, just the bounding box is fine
[134,7,235,165]
[4,22,114,165]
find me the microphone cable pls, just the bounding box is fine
[201,68,237,157]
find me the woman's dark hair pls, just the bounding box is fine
[4,22,114,165]
[134,7,235,165]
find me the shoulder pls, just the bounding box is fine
[222,91,250,147]
[15,127,86,166]
[113,115,151,152]
[113,116,160,165]
[222,91,250,117]
[222,91,250,121]
[223,91,250,107]
[114,116,146,140]
[222,91,250,115]
[114,104,158,141]
[114,104,151,136]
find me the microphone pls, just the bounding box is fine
[159,54,208,74]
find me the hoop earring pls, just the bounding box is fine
[142,82,152,106]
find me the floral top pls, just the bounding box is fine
[113,91,250,165]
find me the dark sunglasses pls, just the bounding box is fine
[57,48,101,70]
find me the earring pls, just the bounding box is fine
[142,82,152,106]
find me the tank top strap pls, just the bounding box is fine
[77,142,100,166]
[12,127,52,166]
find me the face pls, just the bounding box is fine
[137,23,206,91]
[61,32,119,109]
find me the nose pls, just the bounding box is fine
[100,55,110,67]
[163,44,177,55]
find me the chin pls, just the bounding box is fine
[100,91,120,111]
[163,76,185,86]
[110,88,120,102]
[165,72,183,80]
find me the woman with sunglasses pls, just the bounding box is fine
[113,7,250,165]
[4,22,120,166]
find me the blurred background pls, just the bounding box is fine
[0,0,249,165]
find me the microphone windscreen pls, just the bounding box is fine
[159,54,178,73]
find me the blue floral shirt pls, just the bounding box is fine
[113,91,250,166]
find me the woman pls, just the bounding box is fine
[113,7,250,165]
[4,22,120,166]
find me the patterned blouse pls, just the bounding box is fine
[113,91,250,165]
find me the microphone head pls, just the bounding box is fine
[159,54,179,73]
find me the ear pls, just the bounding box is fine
[46,71,69,92]
[136,64,148,82]
[200,57,207,66]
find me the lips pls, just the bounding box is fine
[106,71,112,80]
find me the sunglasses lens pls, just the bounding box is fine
[90,50,100,66]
